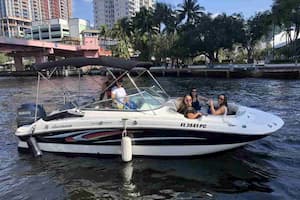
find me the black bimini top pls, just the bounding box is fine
[33,57,153,71]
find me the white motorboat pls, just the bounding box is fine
[15,57,284,159]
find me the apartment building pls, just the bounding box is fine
[25,18,89,43]
[30,0,72,21]
[0,0,32,37]
[0,0,72,37]
[93,0,155,29]
[140,0,154,9]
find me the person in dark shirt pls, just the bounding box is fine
[190,87,208,111]
[100,74,114,100]
[177,95,202,119]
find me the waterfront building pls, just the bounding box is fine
[25,18,89,43]
[81,29,118,50]
[30,0,72,21]
[93,0,155,29]
[270,28,300,49]
[0,0,32,37]
[0,0,72,38]
[69,18,90,42]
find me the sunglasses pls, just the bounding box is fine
[191,90,197,93]
[218,97,224,100]
[185,98,192,102]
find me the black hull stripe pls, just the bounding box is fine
[19,128,268,145]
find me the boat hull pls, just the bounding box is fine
[17,140,250,156]
[16,128,267,156]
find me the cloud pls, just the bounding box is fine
[82,0,93,2]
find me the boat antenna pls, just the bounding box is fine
[34,72,41,121]
[78,68,81,104]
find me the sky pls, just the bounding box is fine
[73,0,274,26]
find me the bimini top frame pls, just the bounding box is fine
[33,57,169,120]
[33,56,153,71]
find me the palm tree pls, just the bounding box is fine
[177,0,204,24]
[110,18,133,59]
[153,2,176,33]
[132,7,159,60]
[132,7,157,36]
[99,25,109,48]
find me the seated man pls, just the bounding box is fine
[111,79,128,109]
[177,95,202,119]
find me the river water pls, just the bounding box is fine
[0,76,299,200]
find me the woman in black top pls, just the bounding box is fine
[190,88,208,111]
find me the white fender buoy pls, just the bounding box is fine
[121,136,132,162]
[26,136,43,157]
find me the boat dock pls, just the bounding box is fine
[149,64,300,79]
[0,64,300,79]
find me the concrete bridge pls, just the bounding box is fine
[0,36,111,71]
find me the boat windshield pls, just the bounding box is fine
[81,86,168,111]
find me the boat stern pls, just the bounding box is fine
[15,124,34,137]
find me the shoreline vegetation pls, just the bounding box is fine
[99,0,299,67]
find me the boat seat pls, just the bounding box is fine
[174,97,183,111]
[227,103,239,115]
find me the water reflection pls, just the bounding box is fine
[1,146,274,200]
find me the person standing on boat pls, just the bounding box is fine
[208,94,228,115]
[190,88,208,112]
[177,95,202,119]
[111,79,128,109]
[100,74,114,100]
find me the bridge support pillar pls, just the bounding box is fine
[48,55,56,61]
[226,70,230,78]
[35,55,45,64]
[14,56,24,71]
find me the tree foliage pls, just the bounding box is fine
[0,53,9,64]
[101,0,298,64]
[272,0,300,58]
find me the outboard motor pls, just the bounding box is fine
[27,136,43,157]
[16,103,46,127]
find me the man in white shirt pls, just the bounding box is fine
[111,79,128,109]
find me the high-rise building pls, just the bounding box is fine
[0,0,72,37]
[140,0,155,10]
[0,0,32,37]
[93,0,155,29]
[30,0,72,21]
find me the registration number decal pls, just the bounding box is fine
[180,123,207,128]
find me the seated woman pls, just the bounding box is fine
[177,95,202,119]
[208,94,228,115]
[190,87,208,111]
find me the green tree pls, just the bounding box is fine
[110,18,133,59]
[177,0,204,24]
[240,11,271,63]
[153,3,178,34]
[272,0,300,58]
[132,7,158,60]
[0,53,9,64]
